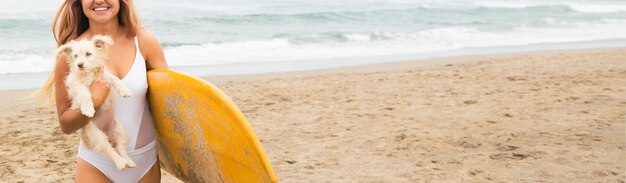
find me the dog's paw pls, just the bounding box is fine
[126,159,137,168]
[81,104,95,117]
[114,159,129,170]
[120,88,133,98]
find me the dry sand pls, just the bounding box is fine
[0,48,624,182]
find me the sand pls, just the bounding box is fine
[0,48,624,182]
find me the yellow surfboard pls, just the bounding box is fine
[146,69,277,183]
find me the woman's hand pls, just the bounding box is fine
[89,67,110,111]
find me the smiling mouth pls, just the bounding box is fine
[93,7,111,12]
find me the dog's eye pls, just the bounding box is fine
[86,52,91,57]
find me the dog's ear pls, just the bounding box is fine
[57,44,72,57]
[92,35,114,50]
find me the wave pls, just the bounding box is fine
[0,54,53,74]
[145,4,625,32]
[160,20,626,67]
[474,1,626,13]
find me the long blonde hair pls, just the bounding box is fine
[36,0,141,104]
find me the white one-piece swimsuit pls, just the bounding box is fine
[78,37,158,183]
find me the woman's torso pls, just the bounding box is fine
[81,34,156,150]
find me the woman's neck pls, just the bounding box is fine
[86,19,125,38]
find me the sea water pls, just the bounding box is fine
[0,0,625,88]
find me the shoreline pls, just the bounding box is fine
[5,47,621,93]
[2,47,623,120]
[3,38,626,91]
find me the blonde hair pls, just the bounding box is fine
[36,0,141,105]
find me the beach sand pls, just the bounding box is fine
[0,48,624,182]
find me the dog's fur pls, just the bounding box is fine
[58,35,135,170]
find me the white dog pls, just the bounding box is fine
[58,35,136,170]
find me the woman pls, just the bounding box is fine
[39,0,167,182]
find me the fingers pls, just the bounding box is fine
[90,67,108,88]
[89,67,110,111]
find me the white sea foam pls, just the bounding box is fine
[0,54,53,74]
[568,3,626,13]
[160,20,626,68]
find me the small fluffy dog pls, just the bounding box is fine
[58,35,135,170]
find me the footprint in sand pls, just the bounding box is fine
[489,152,531,160]
[496,145,519,151]
[467,169,484,176]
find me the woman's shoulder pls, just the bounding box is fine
[135,28,166,66]
[136,29,160,47]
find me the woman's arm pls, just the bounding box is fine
[137,29,168,70]
[54,54,110,134]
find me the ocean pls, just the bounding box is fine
[1,0,625,89]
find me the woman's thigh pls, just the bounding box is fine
[75,158,112,183]
[138,161,161,183]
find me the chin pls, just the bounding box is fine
[91,16,117,24]
[93,19,113,24]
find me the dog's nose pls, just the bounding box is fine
[77,62,84,69]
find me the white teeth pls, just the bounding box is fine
[94,7,109,11]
